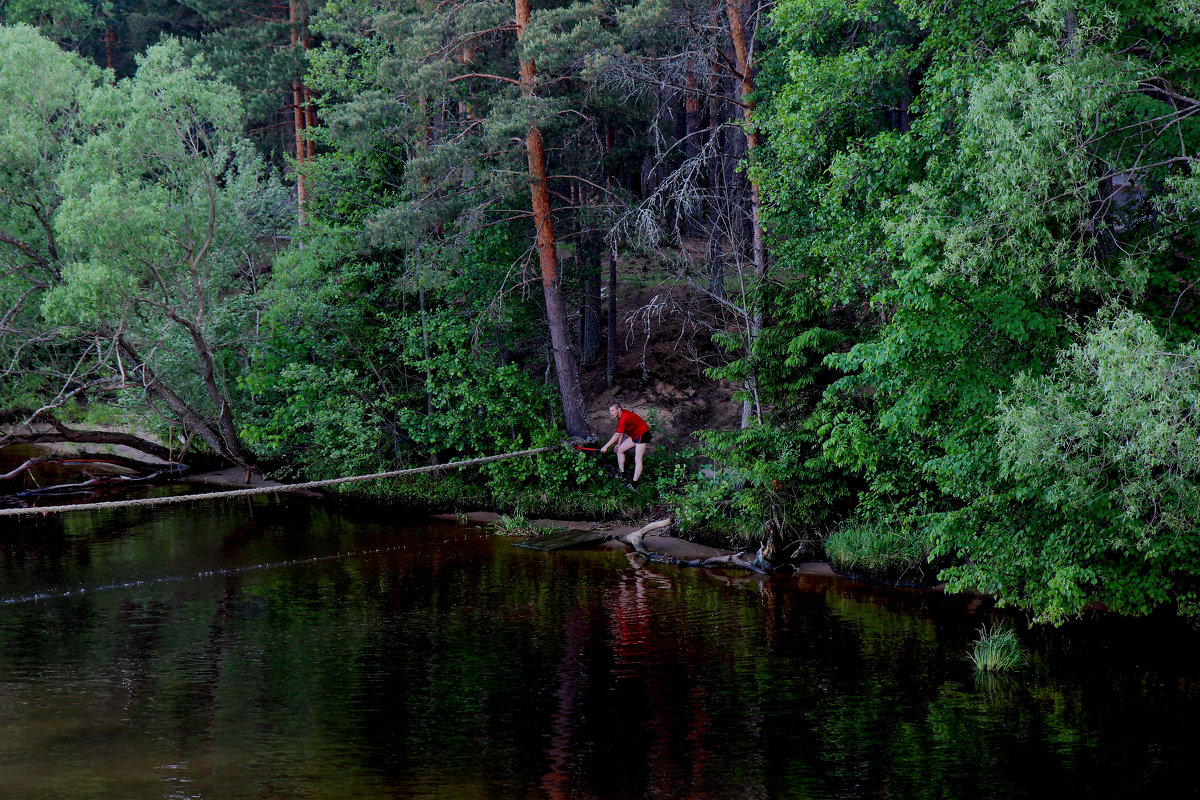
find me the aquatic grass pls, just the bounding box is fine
[969,624,1026,673]
[824,519,928,580]
[491,513,541,537]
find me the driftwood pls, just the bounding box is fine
[1,457,187,497]
[507,516,776,576]
[0,458,45,482]
[682,552,767,575]
[624,517,771,575]
[625,517,675,555]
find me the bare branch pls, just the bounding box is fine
[448,72,521,86]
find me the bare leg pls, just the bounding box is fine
[616,437,636,476]
[632,442,648,481]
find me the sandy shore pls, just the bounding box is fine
[179,466,325,497]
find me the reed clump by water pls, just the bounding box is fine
[824,519,930,584]
[969,624,1025,672]
[491,513,544,537]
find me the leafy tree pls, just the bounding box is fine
[931,310,1200,622]
[305,0,615,438]
[0,25,101,410]
[0,27,288,466]
[754,0,1199,614]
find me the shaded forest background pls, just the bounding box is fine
[0,0,1197,623]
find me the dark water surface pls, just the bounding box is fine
[1,495,1198,799]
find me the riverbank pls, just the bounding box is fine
[432,511,839,578]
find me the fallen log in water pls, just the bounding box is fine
[508,516,774,575]
[682,552,768,575]
[626,518,771,574]
[15,461,187,496]
[0,458,46,482]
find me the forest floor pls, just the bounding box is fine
[577,280,743,448]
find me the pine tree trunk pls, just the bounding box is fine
[607,239,618,388]
[290,0,308,224]
[516,0,589,438]
[725,0,765,427]
[105,25,117,72]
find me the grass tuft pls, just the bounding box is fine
[824,519,928,581]
[491,513,540,537]
[968,624,1025,673]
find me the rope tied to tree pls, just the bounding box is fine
[0,445,559,518]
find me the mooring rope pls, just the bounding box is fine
[0,445,558,518]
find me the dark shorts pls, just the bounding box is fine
[632,431,651,444]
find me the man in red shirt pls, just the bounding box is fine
[600,402,650,487]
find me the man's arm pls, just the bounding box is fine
[600,431,623,452]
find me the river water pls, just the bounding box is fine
[0,493,1197,799]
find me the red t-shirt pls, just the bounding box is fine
[615,410,649,440]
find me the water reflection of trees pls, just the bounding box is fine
[2,509,1200,798]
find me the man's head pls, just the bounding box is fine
[608,402,621,419]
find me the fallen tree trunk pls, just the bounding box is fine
[2,418,177,463]
[12,461,187,496]
[683,552,767,575]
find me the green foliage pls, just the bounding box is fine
[0,25,103,406]
[0,1,112,52]
[246,216,641,514]
[932,310,1200,623]
[754,0,1200,620]
[491,513,540,536]
[241,365,384,479]
[686,286,852,543]
[676,419,852,544]
[0,26,289,465]
[49,38,287,410]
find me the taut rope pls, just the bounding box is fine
[0,445,557,518]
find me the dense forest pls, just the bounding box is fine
[0,0,1196,623]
